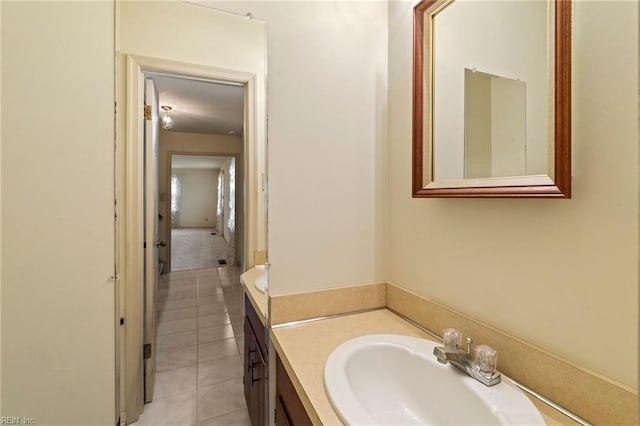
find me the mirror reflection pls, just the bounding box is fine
[463,69,527,179]
[431,0,549,183]
[413,0,571,198]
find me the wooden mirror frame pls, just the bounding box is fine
[412,0,572,198]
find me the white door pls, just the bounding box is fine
[143,77,160,403]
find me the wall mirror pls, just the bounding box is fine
[412,0,571,198]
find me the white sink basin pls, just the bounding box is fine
[324,334,545,425]
[240,265,268,294]
[253,265,268,293]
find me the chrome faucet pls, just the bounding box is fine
[433,329,501,387]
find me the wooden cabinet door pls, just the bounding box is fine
[275,355,312,426]
[244,315,266,426]
[243,318,255,420]
[253,350,266,426]
[275,394,292,426]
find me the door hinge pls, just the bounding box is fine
[143,343,152,359]
[144,105,151,120]
[120,317,125,325]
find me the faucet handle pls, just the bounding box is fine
[474,345,498,378]
[443,328,462,349]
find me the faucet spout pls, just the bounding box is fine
[433,346,473,370]
[433,336,501,387]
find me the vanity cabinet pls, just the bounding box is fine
[244,295,267,426]
[275,355,312,426]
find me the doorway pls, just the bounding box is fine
[149,72,246,274]
[118,54,266,424]
[143,71,247,411]
[169,154,241,271]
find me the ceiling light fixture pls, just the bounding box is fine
[161,105,173,130]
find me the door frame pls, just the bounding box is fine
[117,54,261,423]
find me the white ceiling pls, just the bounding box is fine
[149,73,244,135]
[171,154,231,170]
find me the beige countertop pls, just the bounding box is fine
[240,266,268,325]
[270,309,581,426]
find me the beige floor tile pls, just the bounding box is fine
[230,323,244,349]
[198,324,234,344]
[198,313,230,328]
[134,392,196,426]
[198,287,224,297]
[157,291,196,304]
[198,294,226,306]
[157,345,197,372]
[197,409,250,426]
[159,278,196,290]
[158,317,198,336]
[160,297,198,311]
[198,267,221,274]
[226,306,243,317]
[235,342,244,363]
[198,408,251,426]
[162,278,195,288]
[217,266,244,366]
[159,306,198,322]
[157,330,197,350]
[198,355,243,388]
[154,365,197,399]
[198,276,220,284]
[158,286,197,302]
[197,303,227,316]
[138,266,249,426]
[197,282,221,291]
[217,267,241,288]
[198,338,239,363]
[164,270,199,280]
[196,378,247,422]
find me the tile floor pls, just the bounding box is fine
[171,228,233,271]
[131,267,250,426]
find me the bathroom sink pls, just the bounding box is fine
[254,265,268,293]
[240,265,268,294]
[324,334,544,425]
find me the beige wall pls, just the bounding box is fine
[1,1,115,424]
[388,0,638,390]
[171,168,218,228]
[202,1,389,294]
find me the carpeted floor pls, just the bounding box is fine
[171,228,232,272]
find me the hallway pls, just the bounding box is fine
[132,267,249,426]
